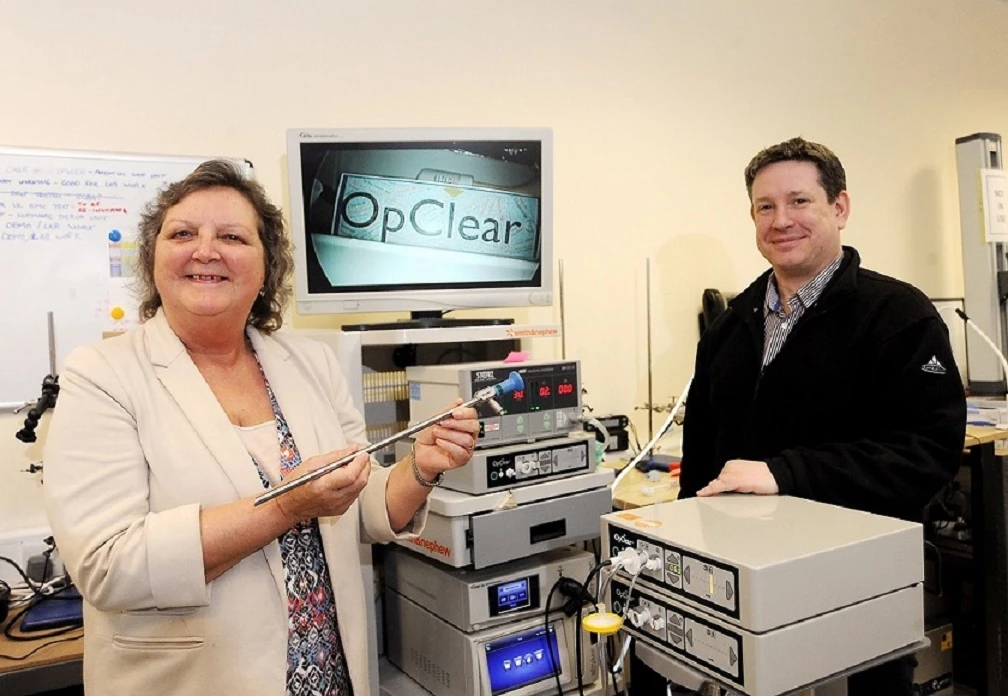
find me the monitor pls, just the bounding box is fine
[287,128,553,327]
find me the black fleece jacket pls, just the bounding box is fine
[678,247,967,521]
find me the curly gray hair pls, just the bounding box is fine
[133,159,292,333]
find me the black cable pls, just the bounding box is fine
[0,632,81,660]
[575,600,587,695]
[0,556,77,601]
[0,578,10,624]
[571,560,611,695]
[544,578,564,696]
[0,556,39,595]
[540,562,614,696]
[543,570,608,696]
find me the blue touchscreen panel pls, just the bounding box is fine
[484,624,561,695]
[496,579,530,612]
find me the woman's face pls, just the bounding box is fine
[153,186,266,327]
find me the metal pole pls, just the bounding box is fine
[254,374,522,506]
[559,258,567,360]
[47,311,57,375]
[646,258,654,441]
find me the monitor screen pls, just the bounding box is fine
[484,623,562,695]
[287,128,553,317]
[488,575,540,617]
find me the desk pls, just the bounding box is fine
[601,458,679,510]
[606,428,1008,511]
[0,611,83,696]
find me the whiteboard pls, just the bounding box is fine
[0,147,253,407]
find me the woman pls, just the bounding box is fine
[42,160,479,696]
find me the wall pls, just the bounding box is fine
[2,0,1008,533]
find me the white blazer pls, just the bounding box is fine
[43,310,426,695]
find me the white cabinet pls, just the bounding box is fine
[315,324,561,463]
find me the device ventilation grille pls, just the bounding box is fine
[409,647,451,689]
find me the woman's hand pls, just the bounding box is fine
[274,446,371,524]
[412,400,480,482]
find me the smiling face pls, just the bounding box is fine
[153,186,265,329]
[750,160,849,291]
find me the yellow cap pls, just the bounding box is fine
[582,611,623,636]
[110,306,125,320]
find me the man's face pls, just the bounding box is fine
[750,160,849,287]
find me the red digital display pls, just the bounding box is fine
[557,383,574,396]
[513,390,525,401]
[538,385,552,398]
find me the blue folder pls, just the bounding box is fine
[20,588,83,632]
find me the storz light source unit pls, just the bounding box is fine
[601,496,925,695]
[406,361,582,449]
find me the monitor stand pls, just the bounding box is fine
[341,311,515,332]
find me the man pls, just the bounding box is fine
[670,137,966,694]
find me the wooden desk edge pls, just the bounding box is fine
[965,425,1008,448]
[0,617,83,672]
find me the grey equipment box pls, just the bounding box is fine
[384,545,595,633]
[385,588,599,696]
[913,624,953,696]
[394,431,598,495]
[611,577,923,696]
[602,496,924,632]
[397,467,613,569]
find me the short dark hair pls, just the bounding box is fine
[744,137,847,203]
[134,159,292,333]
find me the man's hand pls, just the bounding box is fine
[696,459,779,497]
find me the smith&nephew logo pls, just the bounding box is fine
[409,536,452,559]
[505,327,559,339]
[921,356,947,375]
